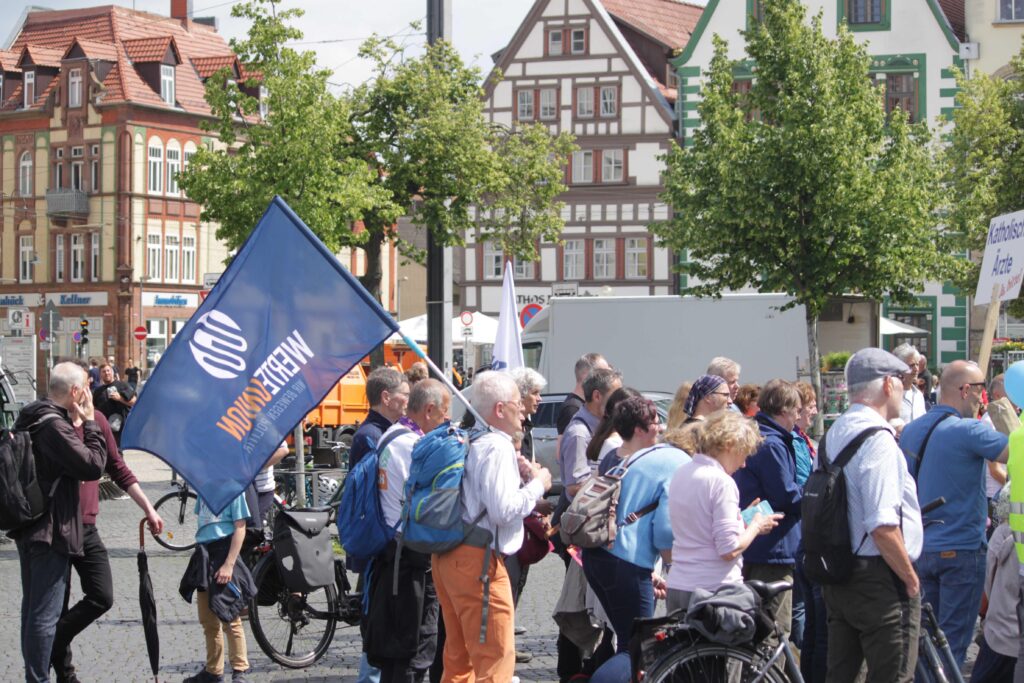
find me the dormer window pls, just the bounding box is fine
[68,68,82,107]
[548,30,563,56]
[160,64,175,105]
[23,70,34,108]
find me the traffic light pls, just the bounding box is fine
[79,318,89,346]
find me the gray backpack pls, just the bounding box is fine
[559,445,665,548]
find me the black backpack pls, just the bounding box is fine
[801,426,889,584]
[0,415,61,532]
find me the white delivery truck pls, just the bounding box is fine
[521,293,874,393]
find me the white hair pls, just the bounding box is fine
[509,367,547,397]
[848,376,887,403]
[49,362,86,398]
[892,343,920,366]
[470,371,518,417]
[707,356,741,377]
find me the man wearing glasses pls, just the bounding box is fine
[893,343,927,423]
[900,360,1009,667]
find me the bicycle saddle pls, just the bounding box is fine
[746,580,793,602]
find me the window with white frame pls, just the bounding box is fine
[1001,0,1024,20]
[55,235,64,282]
[593,238,615,279]
[19,152,32,196]
[19,235,33,283]
[165,234,180,282]
[91,144,99,156]
[68,68,82,107]
[71,234,84,282]
[483,242,502,279]
[91,158,99,192]
[563,239,584,280]
[602,149,624,182]
[54,162,63,190]
[71,146,83,158]
[160,64,175,105]
[572,150,593,183]
[23,71,34,108]
[56,148,63,159]
[540,88,557,120]
[513,258,534,279]
[90,232,99,281]
[517,90,534,120]
[625,238,648,278]
[600,86,617,117]
[148,141,163,194]
[71,161,83,190]
[577,86,595,118]
[548,30,563,56]
[182,235,196,282]
[166,146,181,194]
[571,28,586,54]
[147,234,162,280]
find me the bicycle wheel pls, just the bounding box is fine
[249,551,339,668]
[151,489,198,551]
[644,642,787,683]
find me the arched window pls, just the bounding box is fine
[19,151,32,196]
[148,137,163,194]
[166,140,181,194]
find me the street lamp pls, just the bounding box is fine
[396,275,408,319]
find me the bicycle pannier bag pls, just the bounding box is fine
[0,414,61,532]
[273,508,334,592]
[801,426,888,584]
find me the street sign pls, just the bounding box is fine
[552,282,578,297]
[38,328,49,342]
[39,341,50,351]
[199,289,211,302]
[42,299,63,330]
[460,310,474,326]
[203,272,222,288]
[461,325,473,338]
[520,303,543,328]
[72,331,81,342]
[134,326,148,341]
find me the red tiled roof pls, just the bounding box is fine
[937,0,965,42]
[122,36,177,63]
[599,0,703,49]
[191,55,238,79]
[63,38,119,62]
[18,45,65,69]
[0,50,21,73]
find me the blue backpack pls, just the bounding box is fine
[336,427,411,563]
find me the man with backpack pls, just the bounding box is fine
[363,379,450,682]
[9,362,108,683]
[432,371,552,681]
[817,348,923,683]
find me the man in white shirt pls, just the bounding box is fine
[432,371,552,682]
[893,343,926,423]
[365,379,451,683]
[821,348,922,683]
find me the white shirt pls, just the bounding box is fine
[254,440,288,493]
[981,413,1006,498]
[462,429,545,555]
[900,386,927,424]
[824,403,923,561]
[377,424,420,529]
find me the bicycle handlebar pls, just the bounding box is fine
[920,497,945,515]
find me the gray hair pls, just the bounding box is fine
[49,362,86,398]
[366,367,405,406]
[892,343,920,366]
[408,378,448,414]
[848,376,887,403]
[469,371,518,417]
[707,356,741,378]
[509,367,547,397]
[574,353,606,383]
[583,367,623,402]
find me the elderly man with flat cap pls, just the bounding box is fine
[820,348,923,683]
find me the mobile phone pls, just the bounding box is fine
[741,500,775,526]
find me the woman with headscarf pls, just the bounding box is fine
[684,374,733,423]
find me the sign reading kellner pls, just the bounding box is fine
[976,209,1024,306]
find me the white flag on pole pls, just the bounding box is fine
[491,260,525,371]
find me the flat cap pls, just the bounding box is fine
[845,347,910,386]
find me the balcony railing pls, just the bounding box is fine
[46,188,89,217]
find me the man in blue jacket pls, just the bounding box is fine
[734,379,803,637]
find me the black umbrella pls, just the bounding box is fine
[138,519,160,682]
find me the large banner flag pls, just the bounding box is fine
[121,197,399,513]
[491,260,525,371]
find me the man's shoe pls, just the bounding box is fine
[183,669,223,683]
[515,650,533,663]
[56,674,81,683]
[231,671,251,683]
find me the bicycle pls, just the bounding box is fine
[150,479,198,551]
[248,486,362,668]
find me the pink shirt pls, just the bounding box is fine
[667,454,745,592]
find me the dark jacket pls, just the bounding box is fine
[734,413,802,565]
[179,537,257,623]
[556,394,585,435]
[364,541,438,669]
[10,399,107,556]
[349,409,393,469]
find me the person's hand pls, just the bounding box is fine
[214,561,234,585]
[652,572,667,600]
[73,386,96,422]
[146,509,164,535]
[517,455,534,483]
[905,572,920,598]
[745,497,762,510]
[109,388,121,402]
[535,466,553,493]
[533,498,554,516]
[754,513,783,535]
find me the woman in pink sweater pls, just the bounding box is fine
[666,411,781,612]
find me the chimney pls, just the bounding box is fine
[170,0,192,20]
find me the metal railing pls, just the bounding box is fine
[45,188,89,217]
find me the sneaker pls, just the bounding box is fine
[183,670,223,683]
[515,650,533,663]
[231,671,251,683]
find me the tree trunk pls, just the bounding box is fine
[806,310,824,438]
[360,230,387,368]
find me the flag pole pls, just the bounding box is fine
[400,332,491,430]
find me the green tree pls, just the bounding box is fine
[654,0,950,423]
[944,46,1024,315]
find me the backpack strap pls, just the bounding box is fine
[616,444,671,525]
[32,413,66,498]
[912,412,955,486]
[376,427,413,462]
[824,425,891,471]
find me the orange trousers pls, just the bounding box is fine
[432,545,515,683]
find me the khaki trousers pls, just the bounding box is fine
[432,545,515,683]
[197,589,248,675]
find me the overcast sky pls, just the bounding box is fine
[2,0,535,88]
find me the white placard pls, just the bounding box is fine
[1,336,36,404]
[552,282,579,297]
[976,209,1024,305]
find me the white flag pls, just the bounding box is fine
[491,261,525,371]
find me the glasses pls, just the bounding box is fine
[961,382,986,392]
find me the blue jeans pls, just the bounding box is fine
[357,652,381,683]
[916,548,986,667]
[17,539,70,683]
[581,547,654,654]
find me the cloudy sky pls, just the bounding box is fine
[2,0,535,87]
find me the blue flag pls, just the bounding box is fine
[121,197,399,513]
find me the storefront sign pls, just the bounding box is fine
[0,294,43,308]
[142,292,199,308]
[45,292,109,306]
